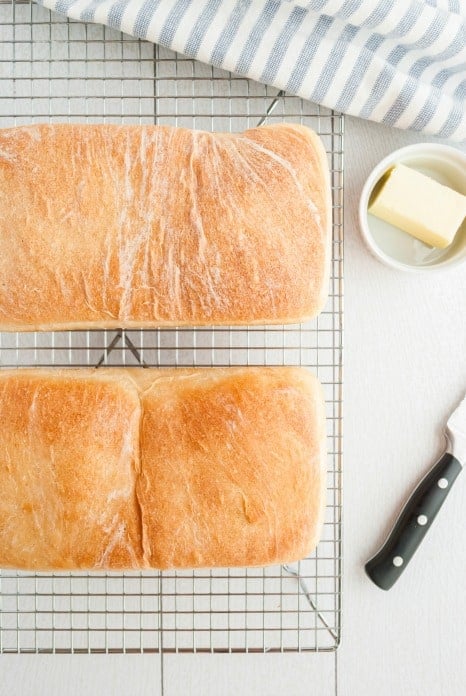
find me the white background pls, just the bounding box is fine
[1,116,465,695]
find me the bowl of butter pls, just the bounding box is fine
[359,143,466,271]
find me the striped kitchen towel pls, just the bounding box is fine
[36,0,466,141]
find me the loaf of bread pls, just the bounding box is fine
[0,123,331,331]
[0,367,326,571]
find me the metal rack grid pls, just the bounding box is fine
[0,0,343,654]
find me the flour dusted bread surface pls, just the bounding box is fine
[0,123,331,330]
[0,370,143,570]
[0,367,326,571]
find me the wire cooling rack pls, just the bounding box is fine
[0,0,343,654]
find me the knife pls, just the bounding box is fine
[365,392,466,590]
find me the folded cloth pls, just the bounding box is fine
[36,0,466,141]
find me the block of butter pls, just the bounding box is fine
[369,164,466,248]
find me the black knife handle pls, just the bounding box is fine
[365,452,462,590]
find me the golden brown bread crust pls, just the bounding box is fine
[0,123,331,330]
[0,367,326,571]
[136,367,326,569]
[0,370,143,570]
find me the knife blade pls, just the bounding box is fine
[365,393,466,590]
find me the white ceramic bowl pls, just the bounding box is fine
[359,143,466,272]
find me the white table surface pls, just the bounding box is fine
[1,115,465,696]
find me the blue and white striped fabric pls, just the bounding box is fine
[36,0,466,141]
